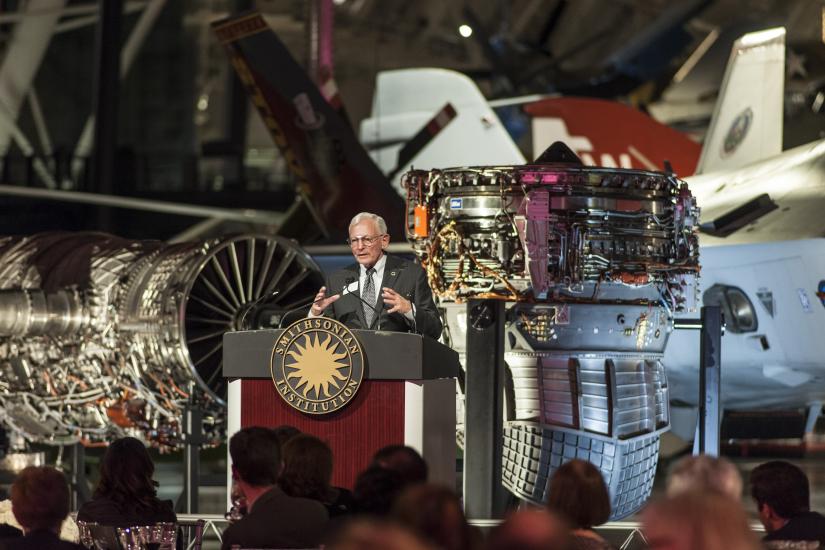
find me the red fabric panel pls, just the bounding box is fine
[240,379,406,489]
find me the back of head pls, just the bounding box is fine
[547,459,611,529]
[391,484,470,550]
[96,437,160,512]
[750,460,810,519]
[643,491,761,550]
[353,465,405,516]
[11,467,70,532]
[667,454,742,500]
[372,445,428,485]
[487,508,571,550]
[327,518,435,550]
[230,426,281,487]
[280,434,334,500]
[272,424,301,449]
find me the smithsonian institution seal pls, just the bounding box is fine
[270,317,364,414]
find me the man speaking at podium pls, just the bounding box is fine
[309,212,442,339]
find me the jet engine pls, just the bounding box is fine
[0,232,322,450]
[404,151,699,518]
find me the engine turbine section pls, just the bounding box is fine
[0,233,323,449]
[404,156,699,518]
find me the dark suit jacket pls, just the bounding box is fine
[0,530,84,550]
[221,486,328,550]
[325,255,442,339]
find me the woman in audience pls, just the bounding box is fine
[77,437,176,527]
[279,434,353,517]
[546,459,612,550]
[391,484,474,550]
[642,491,761,550]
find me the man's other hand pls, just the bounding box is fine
[382,287,412,314]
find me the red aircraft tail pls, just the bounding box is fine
[526,97,701,177]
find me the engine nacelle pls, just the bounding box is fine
[0,233,323,450]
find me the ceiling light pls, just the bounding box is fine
[458,24,473,38]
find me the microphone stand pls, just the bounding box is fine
[238,290,280,330]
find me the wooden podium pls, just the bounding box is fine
[222,329,459,492]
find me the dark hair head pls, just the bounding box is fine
[11,467,70,531]
[95,437,161,513]
[353,466,405,516]
[272,425,301,449]
[372,445,428,485]
[230,426,281,487]
[279,434,334,501]
[391,484,471,550]
[547,459,611,529]
[750,460,810,518]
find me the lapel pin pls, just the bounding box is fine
[390,271,396,276]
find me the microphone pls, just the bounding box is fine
[238,289,280,330]
[344,277,382,331]
[278,293,336,328]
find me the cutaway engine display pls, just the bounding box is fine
[0,233,322,450]
[404,150,699,518]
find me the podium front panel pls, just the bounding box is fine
[239,379,405,489]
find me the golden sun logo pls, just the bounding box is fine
[271,318,364,415]
[286,333,349,399]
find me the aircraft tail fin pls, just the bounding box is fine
[212,12,404,239]
[695,28,785,174]
[360,68,525,195]
[526,97,701,176]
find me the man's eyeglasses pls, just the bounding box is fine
[347,234,385,247]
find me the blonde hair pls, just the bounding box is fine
[642,492,761,550]
[667,454,743,500]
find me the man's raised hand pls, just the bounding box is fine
[310,286,340,316]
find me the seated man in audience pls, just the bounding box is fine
[222,426,328,550]
[750,460,825,547]
[4,466,84,550]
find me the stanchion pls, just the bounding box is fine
[673,305,723,456]
[463,299,509,519]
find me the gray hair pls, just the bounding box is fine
[666,455,743,500]
[349,212,388,234]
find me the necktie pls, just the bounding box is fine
[362,267,377,327]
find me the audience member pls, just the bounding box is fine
[3,466,84,550]
[327,518,435,550]
[391,484,473,550]
[372,445,428,485]
[546,460,611,550]
[221,426,328,550]
[486,508,571,550]
[666,454,743,500]
[353,466,405,517]
[280,434,353,517]
[272,424,301,449]
[750,460,825,547]
[77,437,176,527]
[642,491,761,550]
